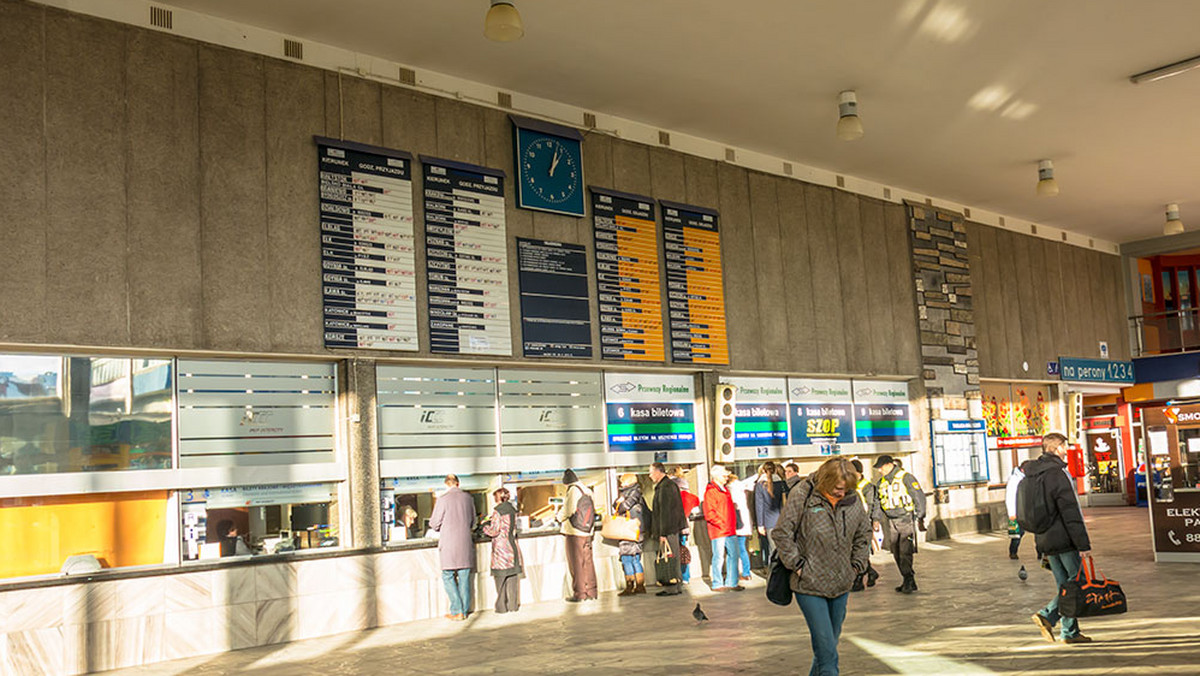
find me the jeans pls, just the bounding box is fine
[680,533,691,582]
[620,553,644,575]
[796,593,849,676]
[760,528,774,567]
[736,535,750,578]
[710,536,739,589]
[1039,551,1082,639]
[441,568,472,616]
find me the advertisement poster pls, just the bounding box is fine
[788,378,854,452]
[852,380,912,442]
[422,157,511,356]
[516,238,592,358]
[316,137,419,351]
[603,373,695,452]
[592,188,665,361]
[720,377,788,448]
[661,201,728,364]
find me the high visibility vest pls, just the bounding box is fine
[878,471,915,513]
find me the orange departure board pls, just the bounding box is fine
[661,201,728,364]
[592,187,665,361]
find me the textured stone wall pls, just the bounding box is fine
[908,204,979,399]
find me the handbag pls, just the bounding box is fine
[600,515,641,542]
[1059,557,1127,618]
[654,540,679,585]
[766,553,793,606]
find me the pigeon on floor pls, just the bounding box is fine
[1018,565,1028,581]
[693,603,708,623]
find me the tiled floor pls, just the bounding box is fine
[103,507,1199,675]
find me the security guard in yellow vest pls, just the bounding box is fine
[870,455,926,594]
[850,459,880,591]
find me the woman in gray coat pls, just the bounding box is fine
[771,458,871,676]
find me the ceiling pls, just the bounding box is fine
[162,0,1200,244]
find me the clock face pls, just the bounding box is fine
[515,127,585,216]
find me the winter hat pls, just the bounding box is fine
[562,469,579,485]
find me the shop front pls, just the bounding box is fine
[1141,404,1200,562]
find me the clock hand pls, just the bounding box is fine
[549,147,561,177]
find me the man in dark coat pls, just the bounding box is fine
[649,461,687,597]
[1028,433,1094,644]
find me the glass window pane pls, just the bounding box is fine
[0,354,172,475]
[181,483,340,561]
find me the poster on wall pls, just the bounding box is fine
[592,188,665,362]
[852,380,912,443]
[788,378,855,454]
[661,201,729,364]
[603,373,695,452]
[982,382,1051,448]
[315,137,419,350]
[516,238,592,358]
[422,156,511,356]
[720,377,789,452]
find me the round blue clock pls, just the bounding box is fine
[513,117,585,217]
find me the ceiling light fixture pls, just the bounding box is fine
[1036,159,1059,197]
[1165,203,1185,235]
[1130,54,1200,85]
[836,90,864,141]
[484,0,524,42]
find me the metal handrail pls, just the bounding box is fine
[1129,308,1200,356]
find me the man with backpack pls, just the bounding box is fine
[557,469,598,602]
[1022,433,1094,644]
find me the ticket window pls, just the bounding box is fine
[181,484,340,561]
[382,483,489,544]
[512,469,609,528]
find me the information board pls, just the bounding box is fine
[932,419,989,486]
[592,188,665,361]
[603,373,695,452]
[316,137,418,350]
[720,377,788,449]
[422,157,511,356]
[852,380,912,442]
[788,378,855,451]
[661,201,728,364]
[516,238,592,358]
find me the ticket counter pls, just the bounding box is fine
[1142,404,1200,562]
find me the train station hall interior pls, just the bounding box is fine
[3,1,1200,674]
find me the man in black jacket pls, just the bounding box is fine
[1028,432,1094,644]
[649,461,687,597]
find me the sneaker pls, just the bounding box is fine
[1063,634,1093,644]
[1032,613,1056,643]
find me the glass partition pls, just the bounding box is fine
[181,483,340,560]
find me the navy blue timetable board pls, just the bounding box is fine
[516,238,593,358]
[316,137,419,351]
[421,157,512,356]
[660,201,729,365]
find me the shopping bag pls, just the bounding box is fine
[1059,558,1127,618]
[765,553,793,607]
[654,540,678,585]
[600,515,641,541]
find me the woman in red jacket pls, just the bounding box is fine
[703,465,742,591]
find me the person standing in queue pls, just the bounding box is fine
[670,467,700,585]
[703,465,741,592]
[870,455,926,594]
[428,474,476,621]
[557,469,598,602]
[613,473,649,596]
[649,462,687,596]
[754,461,787,568]
[481,487,522,614]
[771,457,872,676]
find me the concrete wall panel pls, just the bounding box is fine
[331,75,382,147]
[806,185,847,372]
[885,204,921,377]
[776,179,819,372]
[44,11,129,346]
[835,192,871,374]
[747,173,788,371]
[1026,236,1054,367]
[197,46,270,351]
[965,223,992,377]
[126,28,202,349]
[611,139,651,194]
[1044,241,1069,363]
[0,1,46,342]
[682,155,719,210]
[1012,234,1042,373]
[860,199,895,374]
[434,98,485,164]
[381,87,438,157]
[265,60,326,352]
[995,230,1025,378]
[978,226,1008,378]
[582,132,614,191]
[717,164,761,370]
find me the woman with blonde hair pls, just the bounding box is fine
[771,458,871,675]
[613,472,649,595]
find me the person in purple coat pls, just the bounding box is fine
[429,474,477,621]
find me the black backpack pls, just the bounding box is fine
[1016,469,1056,534]
[569,486,596,533]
